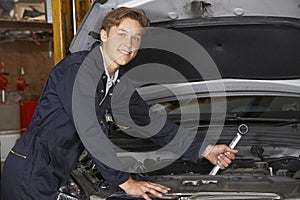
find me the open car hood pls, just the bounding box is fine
[69,0,300,80]
[70,0,300,53]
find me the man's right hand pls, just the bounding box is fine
[201,144,238,169]
[119,177,170,200]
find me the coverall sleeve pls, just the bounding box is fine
[129,90,203,163]
[88,153,130,186]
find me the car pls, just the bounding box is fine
[58,0,300,199]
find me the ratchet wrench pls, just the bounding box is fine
[209,124,248,175]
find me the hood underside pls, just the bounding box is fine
[124,16,300,82]
[70,0,300,80]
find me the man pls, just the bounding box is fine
[1,7,237,200]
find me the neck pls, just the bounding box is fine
[101,46,119,77]
[106,63,119,77]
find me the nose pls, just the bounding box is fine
[123,35,132,49]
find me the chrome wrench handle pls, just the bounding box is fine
[209,124,248,175]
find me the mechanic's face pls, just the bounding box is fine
[101,18,143,69]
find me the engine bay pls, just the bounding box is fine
[57,145,300,200]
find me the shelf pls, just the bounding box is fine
[0,18,52,31]
[0,19,52,42]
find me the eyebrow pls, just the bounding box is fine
[118,28,128,33]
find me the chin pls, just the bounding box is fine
[116,56,134,66]
[117,60,130,66]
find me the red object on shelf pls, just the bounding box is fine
[0,61,9,90]
[16,77,26,91]
[0,75,9,90]
[20,100,38,134]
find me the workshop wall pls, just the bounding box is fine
[0,40,53,99]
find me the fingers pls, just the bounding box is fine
[142,187,163,199]
[120,178,170,200]
[224,151,236,160]
[143,182,170,196]
[217,154,232,169]
[139,182,171,200]
[215,144,239,169]
[203,144,239,171]
[218,145,238,161]
[141,192,151,200]
[211,144,238,157]
[220,144,238,154]
[226,147,239,154]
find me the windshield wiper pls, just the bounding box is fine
[169,113,299,127]
[225,114,299,126]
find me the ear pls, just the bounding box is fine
[100,29,108,42]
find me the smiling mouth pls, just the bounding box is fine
[118,49,131,56]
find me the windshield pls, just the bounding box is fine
[151,96,300,120]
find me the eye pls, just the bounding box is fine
[118,32,126,38]
[132,36,141,42]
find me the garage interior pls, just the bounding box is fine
[0,0,92,171]
[0,0,300,199]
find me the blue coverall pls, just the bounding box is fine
[1,44,202,199]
